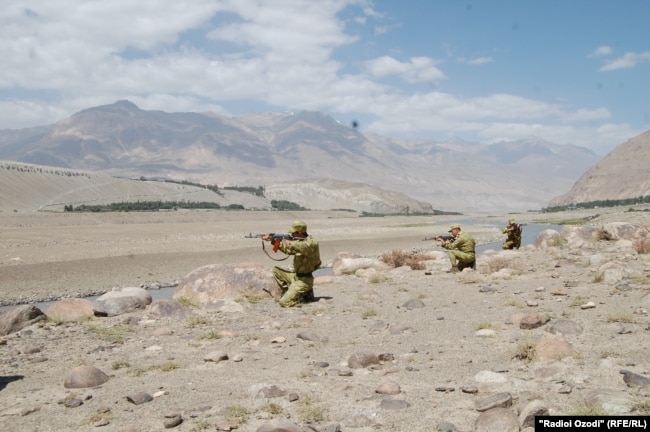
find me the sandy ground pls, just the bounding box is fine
[1,207,649,431]
[0,209,511,306]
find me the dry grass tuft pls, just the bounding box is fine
[380,249,427,270]
[634,238,650,254]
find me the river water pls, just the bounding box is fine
[0,223,561,313]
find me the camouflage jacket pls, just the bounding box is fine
[503,224,522,241]
[442,231,476,257]
[278,235,322,274]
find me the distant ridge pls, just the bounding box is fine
[0,101,602,212]
[548,129,650,207]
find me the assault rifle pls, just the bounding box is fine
[267,233,301,253]
[245,232,304,253]
[423,235,454,242]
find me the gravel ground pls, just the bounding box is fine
[0,207,649,432]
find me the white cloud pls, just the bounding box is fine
[462,56,494,65]
[600,51,650,71]
[364,56,445,82]
[0,0,644,157]
[589,46,613,57]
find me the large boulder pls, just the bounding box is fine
[561,225,597,249]
[0,305,45,336]
[64,365,109,389]
[45,298,95,322]
[534,229,563,249]
[332,252,391,275]
[173,262,279,306]
[601,222,648,241]
[93,286,152,317]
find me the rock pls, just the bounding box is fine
[475,407,519,432]
[45,298,94,322]
[296,331,322,342]
[347,352,380,368]
[203,351,229,362]
[126,392,153,405]
[375,381,401,395]
[546,319,582,336]
[149,299,194,318]
[519,399,549,428]
[93,296,146,317]
[601,222,647,241]
[332,252,391,275]
[620,369,650,388]
[401,299,425,309]
[0,305,46,336]
[561,225,597,249]
[519,313,550,329]
[584,388,635,414]
[534,338,578,361]
[474,371,508,384]
[256,419,303,432]
[534,230,562,249]
[97,286,152,305]
[249,384,288,399]
[174,262,279,304]
[475,392,513,412]
[379,399,410,410]
[163,414,183,428]
[64,365,109,389]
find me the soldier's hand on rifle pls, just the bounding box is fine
[261,233,272,242]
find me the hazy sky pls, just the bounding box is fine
[1,0,648,155]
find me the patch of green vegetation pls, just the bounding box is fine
[87,324,134,344]
[225,405,250,425]
[176,296,200,308]
[271,200,308,211]
[542,195,650,212]
[297,395,326,423]
[223,185,265,197]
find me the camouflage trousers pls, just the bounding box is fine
[448,250,476,271]
[272,266,314,307]
[502,239,520,250]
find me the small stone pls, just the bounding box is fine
[126,392,153,405]
[376,381,401,395]
[580,301,596,309]
[163,414,183,429]
[461,386,479,394]
[64,398,84,408]
[435,387,455,392]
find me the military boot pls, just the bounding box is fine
[302,290,315,303]
[447,266,459,273]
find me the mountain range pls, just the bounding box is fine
[0,100,606,212]
[549,129,650,207]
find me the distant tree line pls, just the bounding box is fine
[162,179,222,195]
[64,201,246,212]
[271,200,307,211]
[543,195,650,212]
[223,185,265,197]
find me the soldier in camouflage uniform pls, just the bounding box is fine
[502,218,522,250]
[262,221,321,307]
[436,224,476,273]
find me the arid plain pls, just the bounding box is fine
[1,206,649,431]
